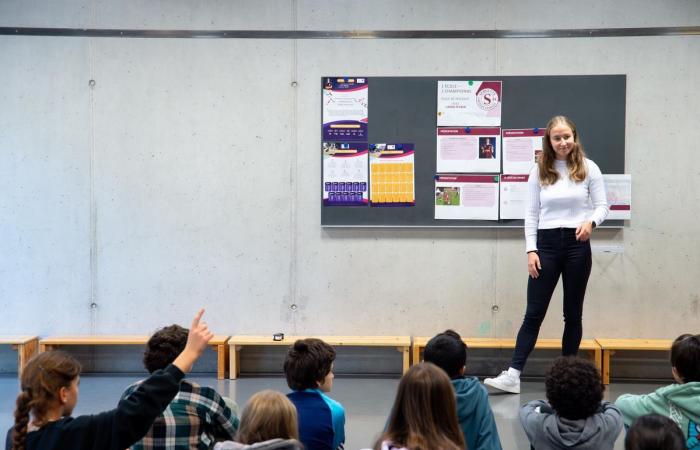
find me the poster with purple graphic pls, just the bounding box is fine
[369,143,415,207]
[322,142,369,206]
[437,80,502,127]
[322,77,368,141]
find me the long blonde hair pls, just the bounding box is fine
[12,351,81,450]
[539,115,587,186]
[236,390,299,444]
[374,363,465,450]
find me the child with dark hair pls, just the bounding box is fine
[121,324,239,450]
[520,356,622,450]
[616,334,700,448]
[6,309,213,450]
[284,338,345,450]
[625,414,685,450]
[423,330,502,450]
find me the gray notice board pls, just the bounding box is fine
[321,75,626,227]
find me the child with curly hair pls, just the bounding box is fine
[520,356,622,450]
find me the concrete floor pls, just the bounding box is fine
[0,374,663,449]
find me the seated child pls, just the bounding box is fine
[121,324,240,450]
[6,309,212,450]
[520,356,622,450]
[615,334,700,449]
[423,329,502,450]
[214,390,302,450]
[625,414,685,450]
[284,338,345,450]
[373,362,464,450]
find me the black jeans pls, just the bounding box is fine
[511,228,592,371]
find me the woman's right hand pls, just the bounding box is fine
[528,252,541,278]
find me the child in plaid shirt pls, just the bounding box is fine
[122,325,240,450]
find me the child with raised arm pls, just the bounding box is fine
[6,309,213,450]
[615,334,700,449]
[122,324,239,450]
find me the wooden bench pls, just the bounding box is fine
[228,335,411,380]
[39,335,231,379]
[0,336,39,377]
[595,338,673,385]
[412,337,602,373]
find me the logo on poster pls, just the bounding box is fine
[476,88,499,111]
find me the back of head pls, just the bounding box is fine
[143,324,188,373]
[423,329,466,379]
[13,351,81,450]
[545,356,603,420]
[625,414,685,450]
[236,390,299,445]
[670,334,700,383]
[380,362,464,450]
[283,338,335,391]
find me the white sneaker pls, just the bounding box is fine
[484,371,521,394]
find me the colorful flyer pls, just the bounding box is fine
[437,80,502,127]
[322,77,368,141]
[369,143,415,207]
[502,128,544,174]
[436,127,501,173]
[499,174,530,219]
[322,142,369,206]
[603,174,632,220]
[434,174,500,220]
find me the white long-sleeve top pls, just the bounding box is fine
[524,158,609,253]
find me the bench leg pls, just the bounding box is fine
[398,346,410,374]
[594,347,602,375]
[603,350,611,385]
[16,339,39,378]
[216,344,227,380]
[412,344,421,366]
[229,345,241,380]
[39,343,49,353]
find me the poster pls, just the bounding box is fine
[322,77,368,141]
[499,174,530,219]
[434,174,500,220]
[369,143,415,206]
[603,174,632,220]
[502,128,544,174]
[437,80,502,127]
[436,127,501,173]
[322,142,369,206]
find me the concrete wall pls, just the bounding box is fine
[1,1,699,372]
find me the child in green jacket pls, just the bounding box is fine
[615,334,700,450]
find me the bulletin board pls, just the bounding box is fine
[321,75,626,227]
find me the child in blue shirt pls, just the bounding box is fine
[284,338,345,450]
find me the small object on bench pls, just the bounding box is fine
[0,336,39,377]
[595,338,673,385]
[39,334,231,379]
[411,337,602,374]
[228,335,411,379]
[273,333,285,341]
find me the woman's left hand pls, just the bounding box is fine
[575,221,593,241]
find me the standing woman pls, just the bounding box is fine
[484,116,609,394]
